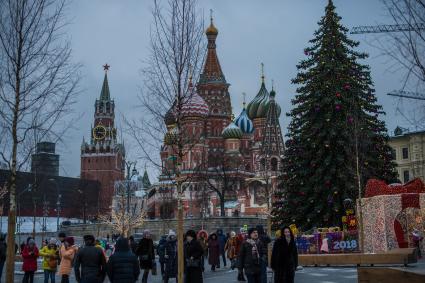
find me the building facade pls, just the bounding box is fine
[389,127,425,183]
[31,142,59,176]
[81,67,125,214]
[147,18,285,219]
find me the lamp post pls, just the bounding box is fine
[48,178,61,232]
[17,184,32,248]
[77,189,87,224]
[124,161,138,214]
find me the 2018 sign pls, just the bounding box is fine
[333,240,358,250]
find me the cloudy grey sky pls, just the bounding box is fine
[58,0,418,178]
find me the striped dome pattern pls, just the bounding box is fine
[246,82,270,119]
[222,122,243,139]
[181,89,209,118]
[235,108,254,134]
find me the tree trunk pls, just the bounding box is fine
[177,191,184,283]
[220,196,226,217]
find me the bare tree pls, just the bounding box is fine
[100,185,146,237]
[378,0,425,89]
[205,154,243,217]
[0,0,80,280]
[124,1,205,281]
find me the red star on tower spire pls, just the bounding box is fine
[103,63,110,72]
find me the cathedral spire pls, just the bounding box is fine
[200,11,225,84]
[100,64,111,101]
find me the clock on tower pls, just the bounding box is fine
[80,64,125,214]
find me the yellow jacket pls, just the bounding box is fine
[39,246,58,270]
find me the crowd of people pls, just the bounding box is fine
[2,224,298,283]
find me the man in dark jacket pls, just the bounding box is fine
[74,235,106,283]
[256,225,271,283]
[107,237,140,283]
[157,234,168,279]
[238,228,265,283]
[164,231,177,283]
[216,229,227,267]
[0,234,6,283]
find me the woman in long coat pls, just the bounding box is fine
[58,237,78,283]
[184,230,203,283]
[164,231,178,283]
[136,230,155,283]
[271,226,298,283]
[207,233,220,271]
[224,231,240,269]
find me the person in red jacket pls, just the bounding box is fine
[22,239,39,283]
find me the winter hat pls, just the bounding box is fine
[230,231,236,237]
[248,228,258,238]
[28,239,35,246]
[65,237,74,246]
[49,238,57,245]
[143,229,151,237]
[185,230,197,239]
[83,234,95,244]
[168,230,176,237]
[58,232,66,238]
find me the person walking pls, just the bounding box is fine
[225,231,240,270]
[40,239,58,283]
[21,239,39,283]
[107,237,140,283]
[238,228,264,283]
[57,232,66,266]
[157,234,167,279]
[207,233,220,271]
[184,230,203,283]
[74,234,107,283]
[216,229,227,268]
[58,237,78,283]
[163,230,178,283]
[256,225,271,283]
[197,230,208,272]
[136,230,155,283]
[129,236,138,255]
[271,226,298,283]
[0,234,6,282]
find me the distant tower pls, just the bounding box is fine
[31,142,59,176]
[80,64,125,214]
[259,85,284,173]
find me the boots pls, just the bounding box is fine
[237,271,246,281]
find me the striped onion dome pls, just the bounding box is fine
[164,106,176,126]
[246,81,281,119]
[222,121,243,139]
[234,107,254,134]
[181,87,209,118]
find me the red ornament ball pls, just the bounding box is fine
[344,84,350,90]
[336,92,341,98]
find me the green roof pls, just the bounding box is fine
[100,73,110,101]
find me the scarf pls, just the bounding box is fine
[246,239,259,262]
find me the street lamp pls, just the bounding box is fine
[124,161,138,214]
[48,178,61,231]
[17,184,32,248]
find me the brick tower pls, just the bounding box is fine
[81,65,125,214]
[197,15,232,167]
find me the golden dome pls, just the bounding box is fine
[206,22,218,36]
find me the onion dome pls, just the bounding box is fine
[164,106,176,126]
[269,87,281,117]
[181,84,209,118]
[246,80,270,120]
[235,106,254,134]
[164,126,179,145]
[205,14,218,36]
[222,121,243,139]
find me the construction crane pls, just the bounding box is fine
[350,23,425,34]
[351,23,425,100]
[387,90,425,101]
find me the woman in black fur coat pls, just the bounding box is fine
[271,226,298,283]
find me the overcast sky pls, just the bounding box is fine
[57,0,421,179]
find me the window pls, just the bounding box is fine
[391,149,396,160]
[402,147,409,159]
[403,170,410,183]
[271,158,278,171]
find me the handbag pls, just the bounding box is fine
[151,260,157,275]
[185,257,201,267]
[48,257,58,269]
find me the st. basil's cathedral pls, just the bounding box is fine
[146,17,285,219]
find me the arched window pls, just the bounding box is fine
[271,158,278,171]
[260,158,265,171]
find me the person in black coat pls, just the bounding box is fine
[271,226,298,283]
[184,230,203,283]
[129,236,138,255]
[136,230,155,283]
[0,234,6,283]
[164,231,178,283]
[107,237,140,283]
[74,235,107,283]
[256,225,271,283]
[157,234,168,279]
[238,228,265,283]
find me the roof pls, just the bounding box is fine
[100,73,111,101]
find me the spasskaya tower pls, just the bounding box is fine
[80,64,125,214]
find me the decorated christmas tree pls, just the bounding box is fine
[272,0,397,230]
